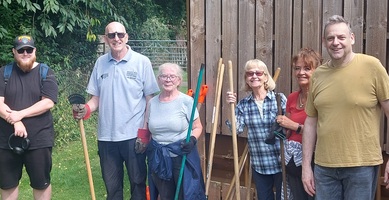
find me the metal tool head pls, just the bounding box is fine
[68,93,85,104]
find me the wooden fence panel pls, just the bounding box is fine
[204,0,222,134]
[291,0,303,91]
[221,0,239,136]
[366,0,388,152]
[255,0,273,70]
[274,0,293,94]
[321,0,343,61]
[237,0,256,102]
[188,0,389,193]
[187,0,205,90]
[344,0,364,54]
[302,0,321,53]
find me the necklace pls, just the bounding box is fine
[298,93,304,108]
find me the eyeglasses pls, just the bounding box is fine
[159,74,178,81]
[106,32,126,39]
[245,71,265,77]
[17,48,34,54]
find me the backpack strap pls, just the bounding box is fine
[39,63,49,88]
[4,63,13,86]
[3,63,49,88]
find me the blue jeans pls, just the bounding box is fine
[252,168,282,200]
[314,164,379,200]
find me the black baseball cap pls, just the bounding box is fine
[13,35,35,50]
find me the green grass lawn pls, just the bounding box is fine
[18,131,130,199]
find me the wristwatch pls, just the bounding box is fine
[296,124,302,134]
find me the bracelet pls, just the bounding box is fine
[296,124,302,134]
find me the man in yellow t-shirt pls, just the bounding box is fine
[302,15,389,200]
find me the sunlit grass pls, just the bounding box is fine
[18,130,130,199]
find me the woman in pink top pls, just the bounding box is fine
[276,47,322,200]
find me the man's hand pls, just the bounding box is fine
[5,110,23,125]
[384,160,389,189]
[302,164,316,196]
[72,104,91,120]
[181,136,197,154]
[135,128,151,154]
[13,121,28,138]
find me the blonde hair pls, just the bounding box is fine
[242,59,276,92]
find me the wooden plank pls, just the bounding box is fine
[221,182,253,200]
[208,181,222,199]
[365,0,387,63]
[255,0,273,67]
[321,0,343,62]
[291,0,302,92]
[221,0,238,136]
[237,0,256,106]
[343,0,364,53]
[274,0,293,94]
[302,0,321,52]
[203,0,222,184]
[205,0,222,135]
[365,0,388,152]
[188,0,206,179]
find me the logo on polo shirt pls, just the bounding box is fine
[126,71,137,79]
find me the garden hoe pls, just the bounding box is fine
[68,94,96,200]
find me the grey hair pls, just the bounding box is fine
[158,63,184,79]
[323,15,353,36]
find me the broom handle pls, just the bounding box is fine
[205,59,224,198]
[228,60,241,199]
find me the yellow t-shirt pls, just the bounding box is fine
[306,54,389,167]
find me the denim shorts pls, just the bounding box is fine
[314,164,379,200]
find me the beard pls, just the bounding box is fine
[15,55,36,72]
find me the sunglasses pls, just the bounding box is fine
[17,48,34,54]
[106,32,126,39]
[246,71,265,77]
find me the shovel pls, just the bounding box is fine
[68,94,96,200]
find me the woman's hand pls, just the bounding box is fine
[276,115,297,130]
[226,91,237,103]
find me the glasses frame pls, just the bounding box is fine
[159,74,179,81]
[106,32,126,39]
[245,71,265,77]
[16,48,34,54]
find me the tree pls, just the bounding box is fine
[0,0,186,70]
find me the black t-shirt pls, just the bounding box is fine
[0,62,58,149]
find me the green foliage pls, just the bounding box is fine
[138,17,170,40]
[0,0,187,148]
[52,69,96,147]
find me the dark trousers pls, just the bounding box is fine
[98,139,147,200]
[286,157,314,200]
[151,156,184,200]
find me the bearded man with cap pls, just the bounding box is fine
[0,35,58,200]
